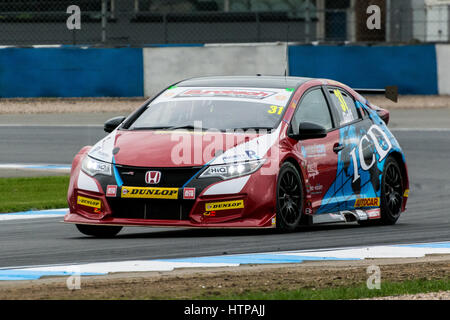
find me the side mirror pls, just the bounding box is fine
[104,116,126,133]
[291,122,327,140]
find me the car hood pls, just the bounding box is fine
[88,128,281,168]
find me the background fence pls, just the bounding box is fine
[1,0,450,46]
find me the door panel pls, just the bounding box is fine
[289,87,340,214]
[316,87,387,213]
[298,130,340,213]
[317,118,387,213]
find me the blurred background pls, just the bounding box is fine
[0,1,449,98]
[0,0,449,46]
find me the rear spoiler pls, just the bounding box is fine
[354,86,398,103]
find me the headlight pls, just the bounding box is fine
[81,156,112,176]
[199,159,265,180]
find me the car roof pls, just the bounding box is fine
[177,76,313,89]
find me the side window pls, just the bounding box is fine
[292,89,333,132]
[328,88,359,126]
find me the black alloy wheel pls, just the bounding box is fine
[359,156,404,226]
[276,162,304,231]
[380,157,403,225]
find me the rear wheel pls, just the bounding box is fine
[359,156,403,226]
[276,162,304,232]
[76,224,122,238]
[379,157,403,225]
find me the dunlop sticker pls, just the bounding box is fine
[404,189,409,198]
[77,196,101,209]
[354,197,380,208]
[205,200,244,211]
[121,187,178,199]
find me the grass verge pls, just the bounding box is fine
[208,278,450,300]
[0,176,69,213]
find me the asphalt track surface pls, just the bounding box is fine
[0,122,449,268]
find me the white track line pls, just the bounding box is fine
[0,164,71,172]
[0,209,67,221]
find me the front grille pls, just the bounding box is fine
[108,199,193,220]
[116,165,203,187]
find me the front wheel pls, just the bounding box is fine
[76,224,122,238]
[276,162,304,232]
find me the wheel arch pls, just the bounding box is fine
[279,157,311,224]
[281,157,305,185]
[387,150,409,191]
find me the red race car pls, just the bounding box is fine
[65,76,409,237]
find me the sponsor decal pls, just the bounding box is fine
[271,217,276,225]
[178,89,275,100]
[366,208,381,219]
[77,196,101,209]
[307,163,319,178]
[205,200,244,211]
[121,187,178,199]
[350,124,393,183]
[355,197,380,208]
[275,95,288,101]
[145,171,161,185]
[222,150,260,163]
[404,189,409,198]
[301,145,326,158]
[307,184,323,194]
[183,188,196,200]
[209,166,228,175]
[106,185,117,197]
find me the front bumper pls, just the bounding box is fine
[65,163,278,229]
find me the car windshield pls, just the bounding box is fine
[128,87,294,131]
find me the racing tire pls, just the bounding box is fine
[359,156,403,226]
[276,162,304,232]
[76,224,122,238]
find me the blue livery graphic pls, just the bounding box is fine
[317,102,403,214]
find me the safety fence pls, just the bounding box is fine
[0,0,449,45]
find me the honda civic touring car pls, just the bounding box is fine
[64,76,409,237]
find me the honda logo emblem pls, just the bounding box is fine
[145,171,161,184]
